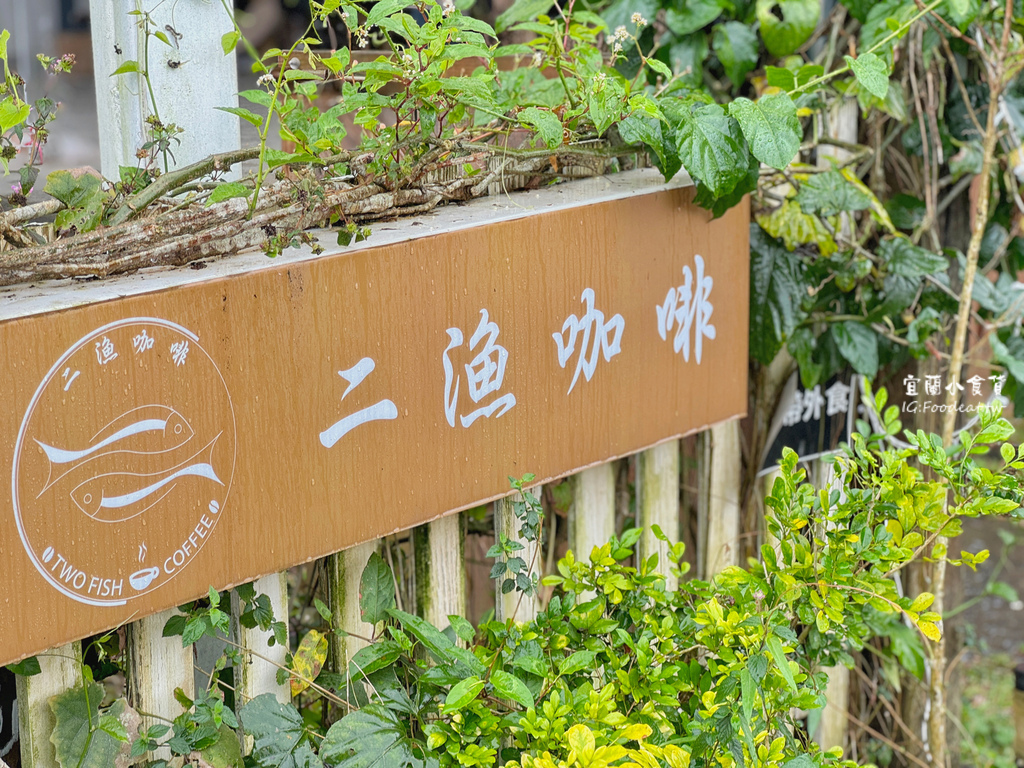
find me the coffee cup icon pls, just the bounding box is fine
[129,567,160,591]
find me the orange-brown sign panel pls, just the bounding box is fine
[0,186,749,664]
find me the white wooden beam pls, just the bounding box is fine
[231,572,291,706]
[88,0,240,178]
[415,515,467,631]
[16,643,83,768]
[637,441,680,590]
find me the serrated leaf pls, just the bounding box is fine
[491,669,534,709]
[878,238,947,277]
[676,102,748,198]
[442,677,485,713]
[240,693,323,768]
[360,551,396,625]
[322,704,437,768]
[728,93,801,170]
[518,107,563,149]
[794,170,872,217]
[845,52,889,99]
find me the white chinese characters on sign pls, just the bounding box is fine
[656,254,715,362]
[553,288,625,394]
[95,336,118,365]
[133,329,155,354]
[444,309,517,428]
[782,381,851,427]
[320,357,398,448]
[170,340,190,367]
[903,373,1007,398]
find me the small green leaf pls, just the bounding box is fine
[216,106,265,127]
[206,182,251,206]
[558,650,596,676]
[443,677,485,713]
[448,615,476,643]
[6,656,41,676]
[111,60,142,76]
[518,107,563,149]
[221,30,241,55]
[496,0,554,32]
[845,52,889,99]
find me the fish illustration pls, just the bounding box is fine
[35,405,194,495]
[70,434,223,523]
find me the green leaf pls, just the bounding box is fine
[216,106,265,127]
[845,53,889,99]
[676,102,748,198]
[290,629,329,697]
[448,615,476,644]
[756,0,820,56]
[749,224,806,364]
[7,656,41,676]
[443,677,485,713]
[200,724,244,768]
[756,200,836,254]
[618,114,681,181]
[518,107,563,149]
[50,684,124,768]
[322,705,438,768]
[794,170,872,217]
[712,22,758,86]
[206,182,251,206]
[440,76,496,107]
[366,0,411,27]
[740,668,754,724]
[221,30,241,55]
[491,669,535,709]
[727,93,801,170]
[111,60,142,76]
[665,0,723,36]
[765,636,797,692]
[558,650,596,676]
[386,608,456,662]
[360,551,396,625]
[44,170,106,233]
[833,321,879,376]
[240,693,323,768]
[878,238,947,277]
[0,98,30,134]
[495,0,552,32]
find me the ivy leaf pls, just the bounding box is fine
[794,170,872,217]
[50,683,124,768]
[322,705,438,768]
[833,321,879,376]
[676,102,748,198]
[845,53,889,99]
[491,669,535,709]
[240,693,323,768]
[518,107,563,149]
[749,224,806,365]
[290,629,329,697]
[665,0,723,36]
[756,0,820,56]
[442,677,485,713]
[727,93,801,170]
[712,22,758,86]
[359,551,396,625]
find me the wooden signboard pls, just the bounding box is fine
[0,174,749,664]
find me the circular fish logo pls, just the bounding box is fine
[12,318,236,606]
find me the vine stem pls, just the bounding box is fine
[931,4,1014,765]
[789,0,944,96]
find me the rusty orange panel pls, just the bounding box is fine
[0,185,749,664]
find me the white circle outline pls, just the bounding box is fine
[12,316,236,606]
